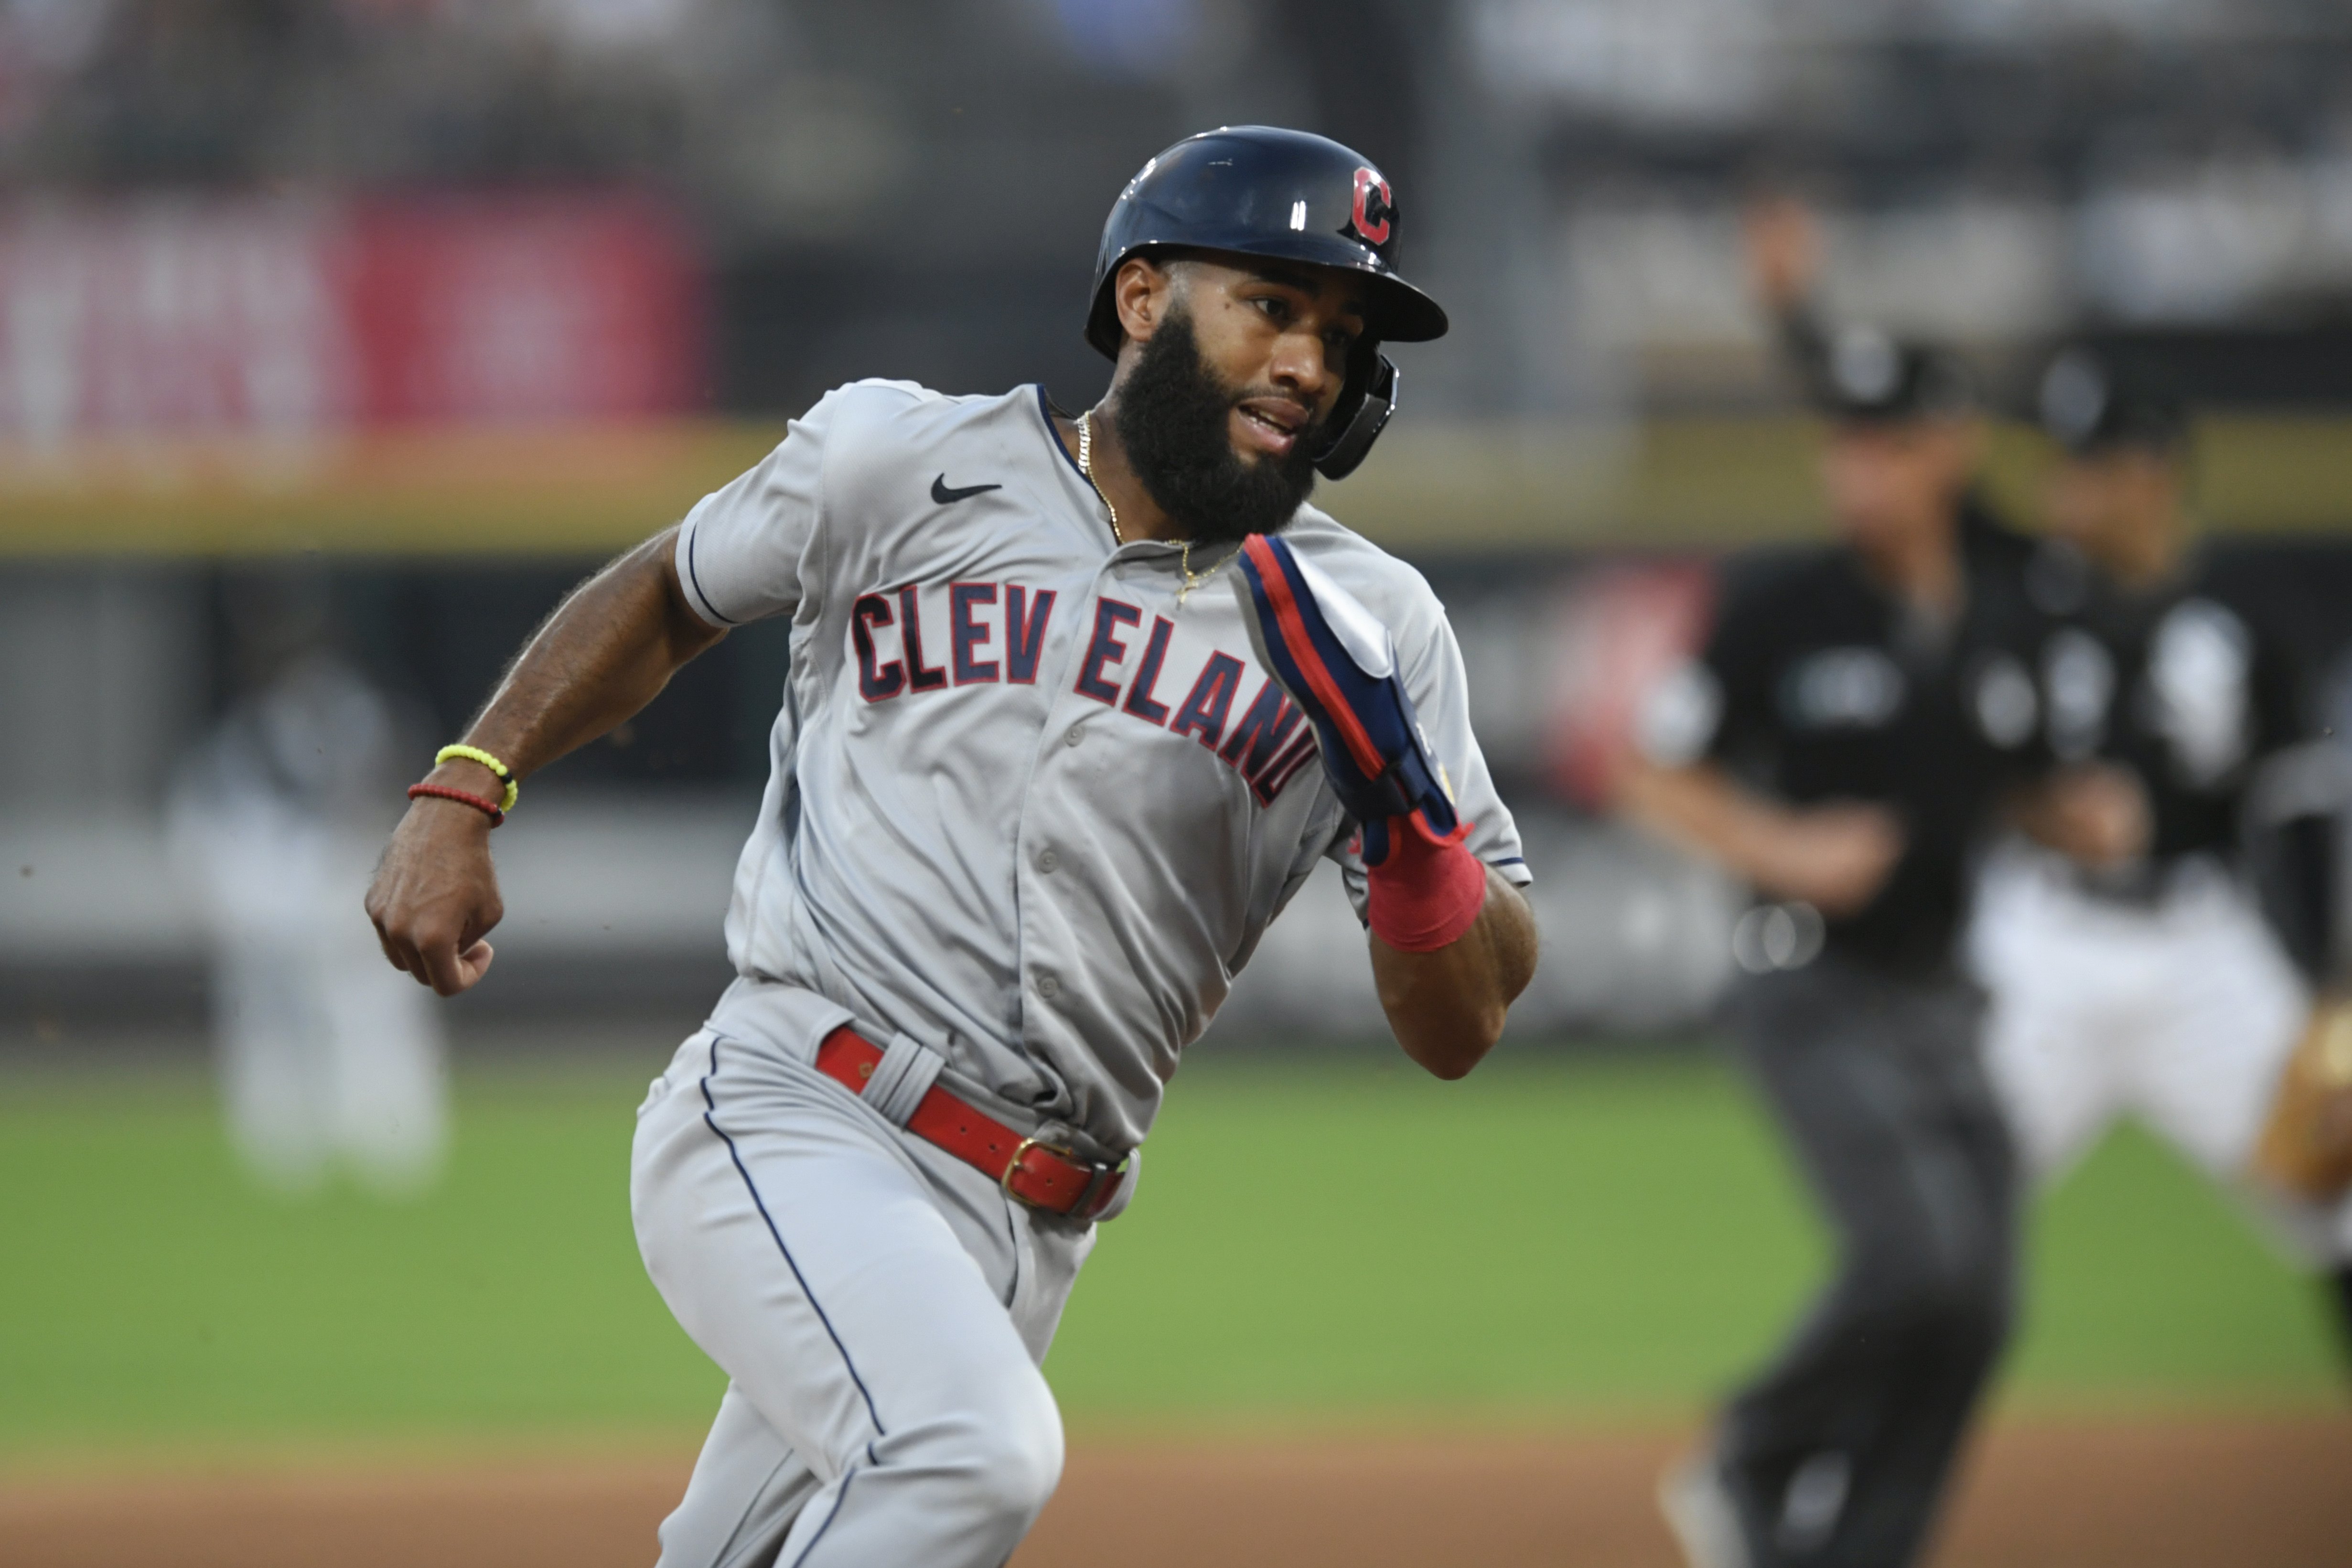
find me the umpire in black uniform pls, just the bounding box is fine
[1621,329,2056,1568]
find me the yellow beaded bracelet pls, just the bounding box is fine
[435,744,520,813]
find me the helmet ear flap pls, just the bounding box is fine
[1085,278,1123,359]
[1312,351,1399,481]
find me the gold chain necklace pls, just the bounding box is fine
[1078,408,1242,607]
[1076,408,1125,546]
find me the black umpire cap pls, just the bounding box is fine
[1804,323,1973,424]
[2038,348,2189,457]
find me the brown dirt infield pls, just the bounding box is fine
[2,1413,2344,1567]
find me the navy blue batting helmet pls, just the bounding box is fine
[1087,126,1449,480]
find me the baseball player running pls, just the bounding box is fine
[1622,331,2058,1568]
[364,126,1536,1567]
[1968,349,2352,1352]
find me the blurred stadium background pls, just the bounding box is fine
[3,2,2351,1564]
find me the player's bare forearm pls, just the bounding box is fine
[1619,760,1786,881]
[436,527,725,792]
[1617,758,1902,917]
[1371,869,1536,1079]
[366,527,725,996]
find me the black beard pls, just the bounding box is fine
[1111,309,1323,545]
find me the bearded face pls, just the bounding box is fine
[1112,303,1330,545]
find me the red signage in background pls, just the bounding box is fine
[337,194,703,425]
[0,192,704,441]
[1537,560,1715,810]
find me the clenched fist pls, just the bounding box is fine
[365,791,504,996]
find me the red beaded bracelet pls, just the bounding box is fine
[407,782,506,827]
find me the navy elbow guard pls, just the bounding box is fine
[1233,534,1486,950]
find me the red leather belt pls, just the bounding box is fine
[814,1025,1127,1221]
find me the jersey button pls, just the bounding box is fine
[1064,725,1085,746]
[1036,974,1061,999]
[1037,849,1059,873]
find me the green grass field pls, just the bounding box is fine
[0,1044,2340,1463]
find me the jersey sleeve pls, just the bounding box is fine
[671,390,839,628]
[1328,579,1531,922]
[2147,597,2266,789]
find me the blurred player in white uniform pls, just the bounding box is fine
[1968,351,2352,1346]
[170,564,447,1196]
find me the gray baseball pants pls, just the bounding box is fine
[632,1028,1094,1568]
[1716,956,2019,1568]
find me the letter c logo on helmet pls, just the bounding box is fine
[1350,169,1393,248]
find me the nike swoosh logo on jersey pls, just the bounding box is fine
[932,474,1003,505]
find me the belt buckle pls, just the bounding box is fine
[1000,1134,1077,1208]
[1002,1142,1091,1213]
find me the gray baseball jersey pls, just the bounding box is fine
[673,379,1528,1155]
